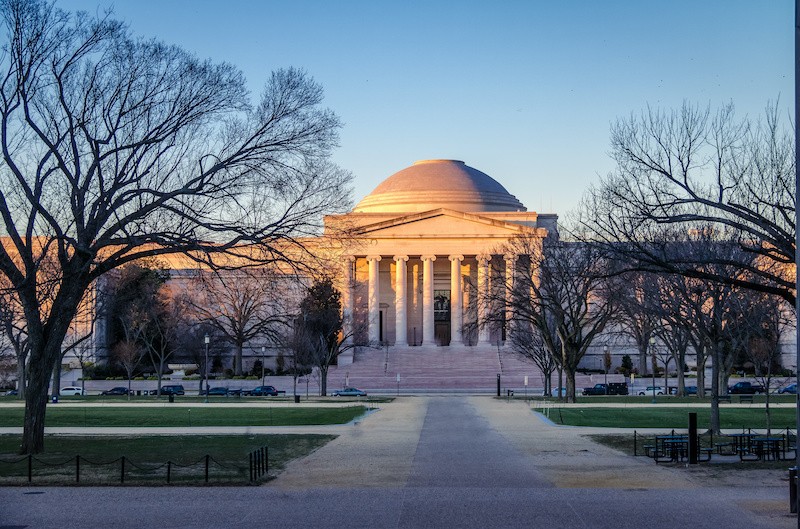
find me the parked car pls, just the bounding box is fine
[685,386,698,396]
[150,384,185,396]
[2,389,18,397]
[60,386,85,396]
[246,385,281,396]
[637,386,664,396]
[581,383,628,396]
[778,383,797,394]
[332,387,367,397]
[101,387,129,396]
[546,388,568,397]
[200,387,229,396]
[728,381,765,394]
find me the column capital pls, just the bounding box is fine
[448,254,464,262]
[393,255,409,262]
[344,255,356,262]
[503,253,517,262]
[420,255,437,262]
[366,255,382,262]
[477,253,492,265]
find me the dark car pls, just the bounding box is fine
[247,385,279,396]
[200,387,229,396]
[101,387,129,396]
[156,384,185,396]
[2,389,18,397]
[685,386,698,396]
[332,387,367,397]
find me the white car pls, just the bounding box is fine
[637,386,664,396]
[59,386,85,396]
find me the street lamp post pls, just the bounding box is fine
[649,337,657,404]
[261,346,265,386]
[204,334,210,403]
[603,345,609,392]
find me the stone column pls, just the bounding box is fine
[367,255,382,343]
[342,256,355,345]
[394,255,409,346]
[449,255,464,345]
[477,254,491,346]
[421,255,436,345]
[504,253,516,345]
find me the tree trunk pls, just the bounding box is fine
[319,365,328,396]
[564,367,577,403]
[696,348,706,398]
[235,343,243,376]
[709,345,721,434]
[51,362,61,397]
[15,360,26,400]
[21,339,65,454]
[638,344,648,379]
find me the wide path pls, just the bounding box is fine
[0,397,794,529]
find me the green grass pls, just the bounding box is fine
[0,406,368,428]
[0,434,335,485]
[538,406,796,429]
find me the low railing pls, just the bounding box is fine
[0,445,270,485]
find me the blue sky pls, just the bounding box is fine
[58,0,792,216]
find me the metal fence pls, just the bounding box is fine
[0,446,269,485]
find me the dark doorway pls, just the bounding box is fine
[434,289,450,346]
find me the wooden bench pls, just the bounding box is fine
[738,395,754,403]
[718,395,731,403]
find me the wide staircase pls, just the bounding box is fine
[326,344,546,392]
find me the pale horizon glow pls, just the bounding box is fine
[57,0,792,217]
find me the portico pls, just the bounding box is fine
[327,159,555,350]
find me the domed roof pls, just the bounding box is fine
[353,159,526,213]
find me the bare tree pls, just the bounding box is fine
[500,234,618,402]
[185,269,292,376]
[507,324,558,397]
[615,271,658,377]
[112,340,142,399]
[0,1,351,453]
[580,101,794,304]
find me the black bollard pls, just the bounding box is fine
[496,374,501,397]
[688,412,698,464]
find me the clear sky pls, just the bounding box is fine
[57,0,792,216]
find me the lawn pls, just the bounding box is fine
[0,405,368,427]
[538,406,796,429]
[0,434,335,485]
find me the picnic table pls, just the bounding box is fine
[654,434,689,462]
[751,437,783,461]
[727,432,757,454]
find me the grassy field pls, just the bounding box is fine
[0,434,335,485]
[0,405,368,428]
[538,406,795,429]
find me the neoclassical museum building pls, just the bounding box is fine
[327,159,556,358]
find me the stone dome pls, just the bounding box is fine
[353,159,526,213]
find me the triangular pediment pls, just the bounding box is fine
[354,208,534,238]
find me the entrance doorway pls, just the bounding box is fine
[434,290,450,346]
